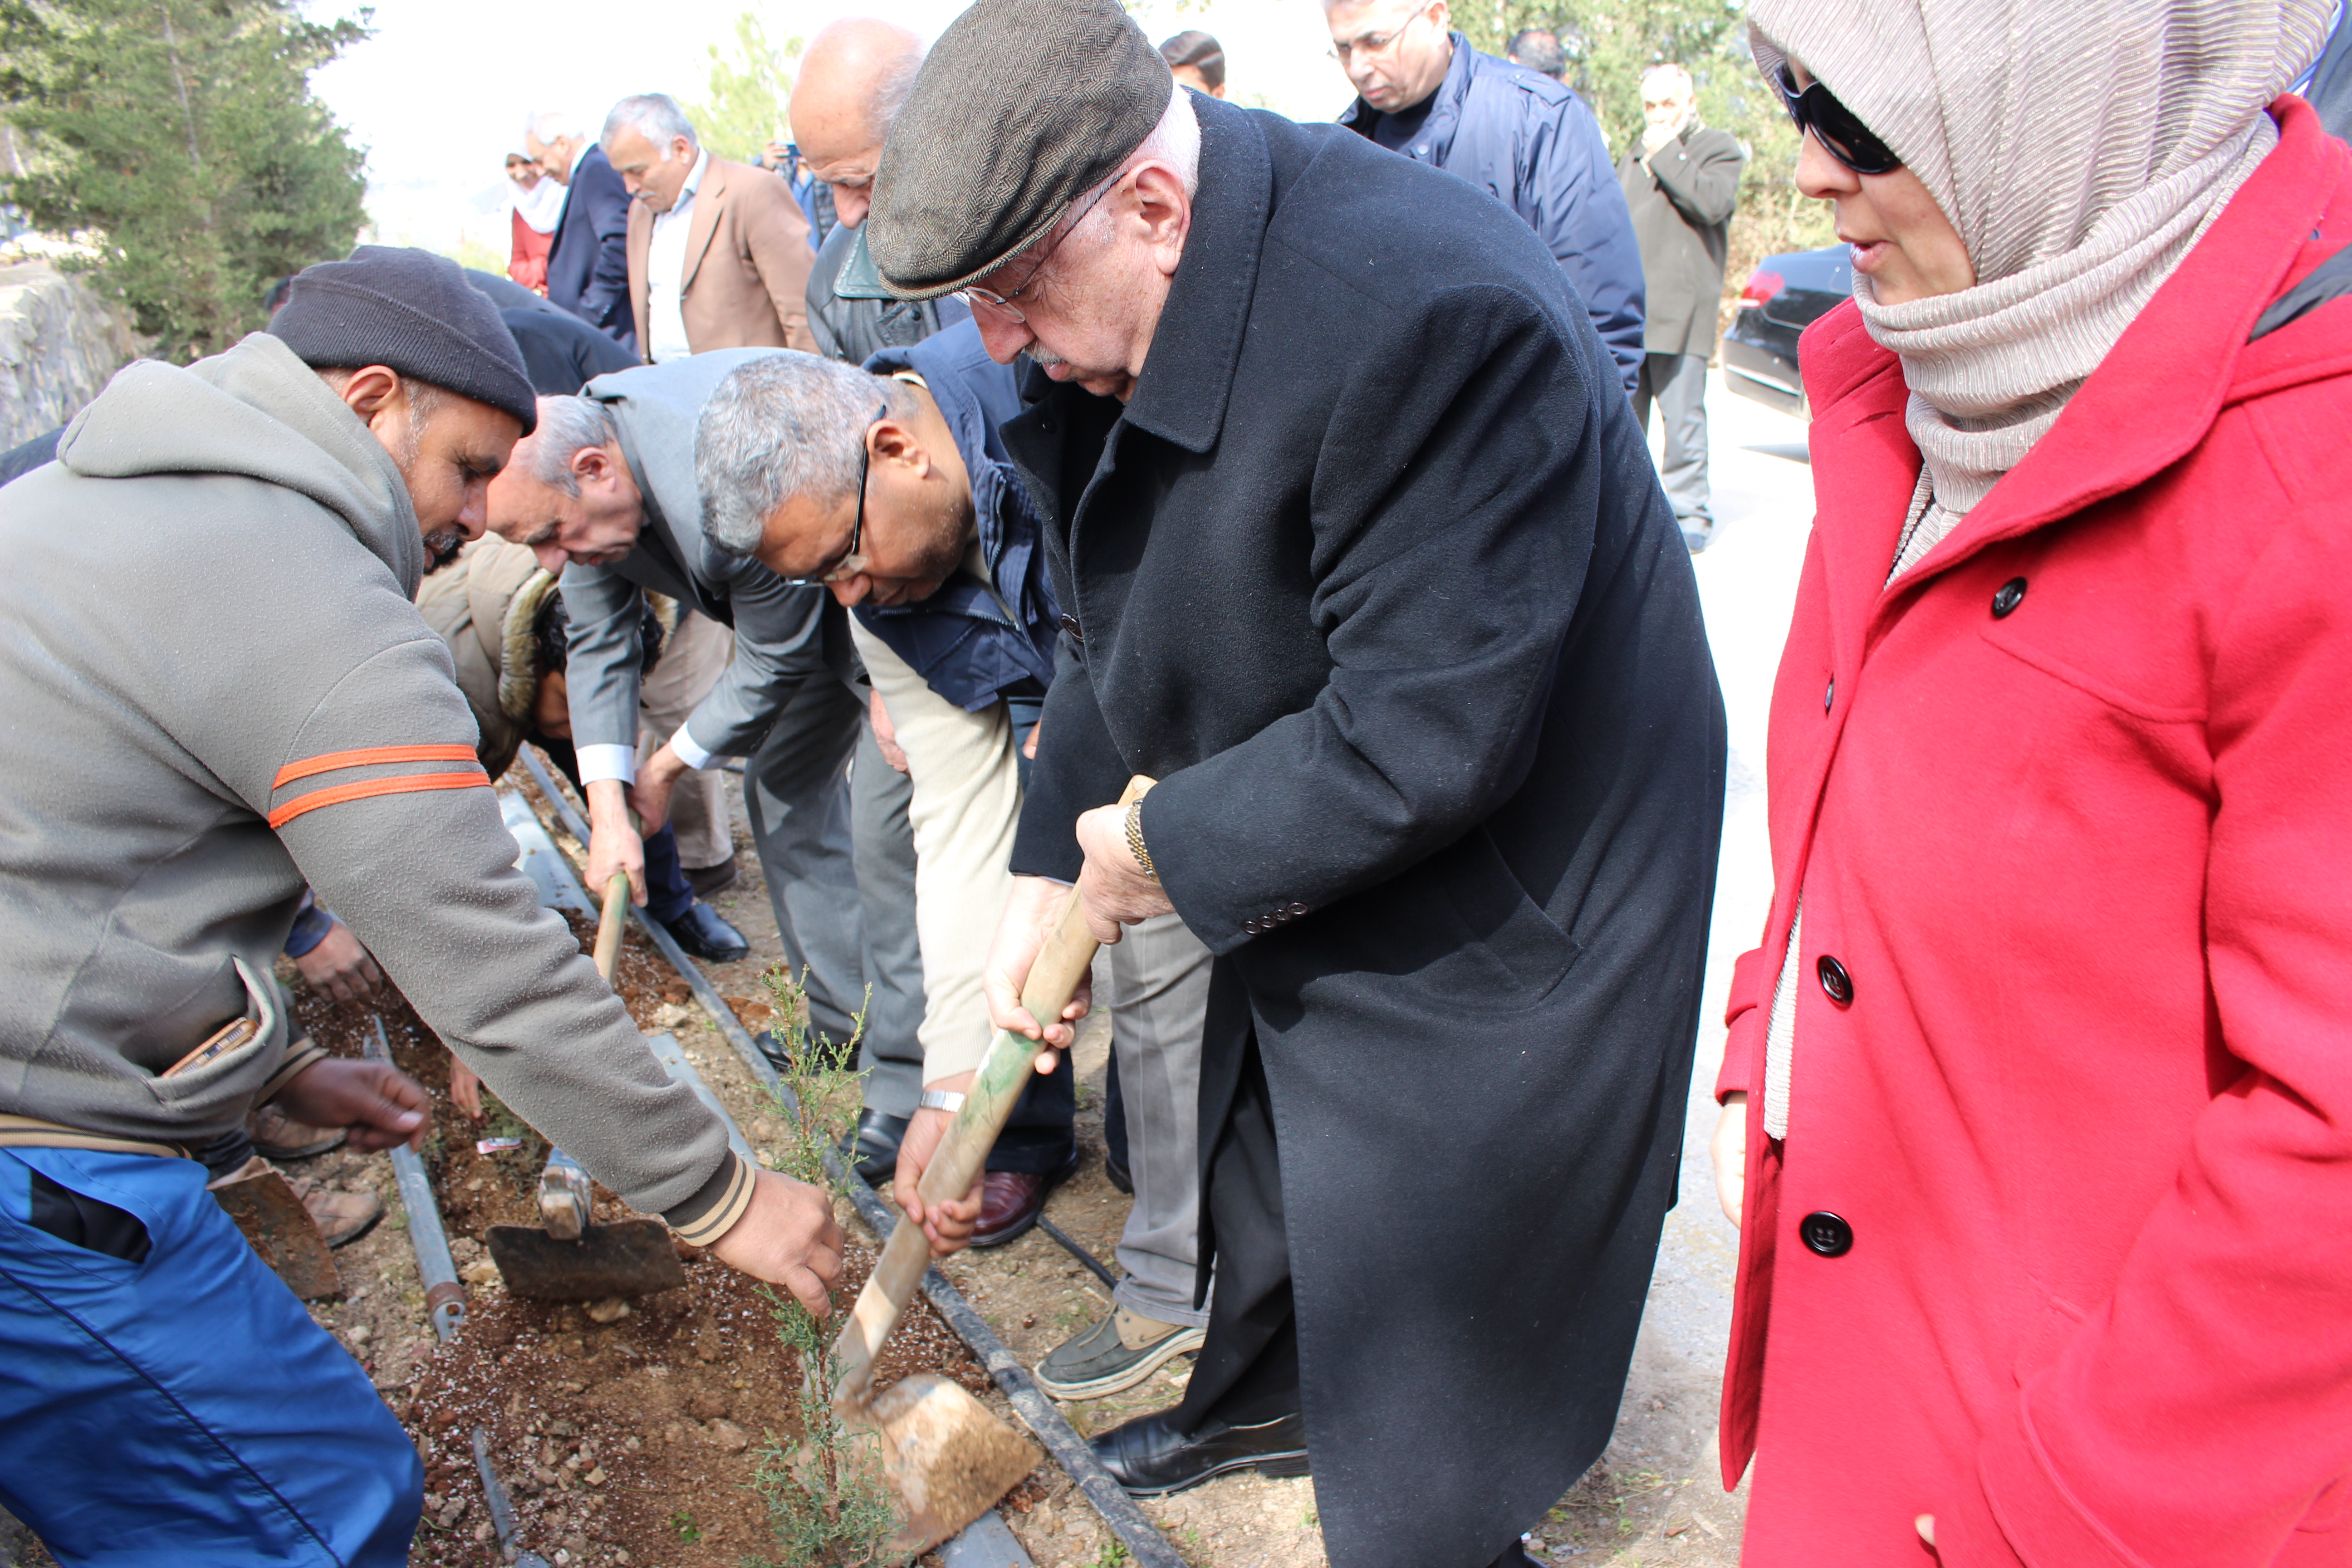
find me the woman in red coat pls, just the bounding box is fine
[1711,1,2352,1562]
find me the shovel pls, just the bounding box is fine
[487,867,688,1301]
[830,776,1154,1555]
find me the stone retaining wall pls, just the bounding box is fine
[0,260,133,450]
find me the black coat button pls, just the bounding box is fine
[1992,578,2027,618]
[1060,613,1083,641]
[1243,919,1261,935]
[1824,677,1835,713]
[1800,1210,1853,1258]
[1288,902,1308,916]
[1816,955,1852,1005]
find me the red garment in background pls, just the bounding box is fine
[509,207,552,294]
[1717,98,2352,1567]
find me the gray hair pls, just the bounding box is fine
[870,38,928,142]
[524,108,584,143]
[697,353,907,556]
[601,93,699,155]
[1124,85,1201,199]
[1641,63,1694,102]
[528,396,619,497]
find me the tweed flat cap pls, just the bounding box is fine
[859,0,1172,301]
[270,246,538,433]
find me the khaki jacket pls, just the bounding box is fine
[626,156,815,357]
[413,535,556,780]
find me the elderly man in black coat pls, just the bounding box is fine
[849,4,1724,1565]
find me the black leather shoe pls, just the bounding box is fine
[1104,1148,1133,1195]
[662,902,749,963]
[1092,1409,1308,1496]
[841,1109,907,1185]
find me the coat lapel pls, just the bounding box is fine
[680,158,726,294]
[1873,102,2332,611]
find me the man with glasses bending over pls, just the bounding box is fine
[1327,0,1646,394]
[847,3,1724,1565]
[510,351,890,1058]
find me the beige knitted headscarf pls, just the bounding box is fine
[1749,0,2332,530]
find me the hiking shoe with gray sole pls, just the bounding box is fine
[1034,1308,1205,1401]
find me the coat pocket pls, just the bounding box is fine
[1433,825,1584,1003]
[143,957,286,1111]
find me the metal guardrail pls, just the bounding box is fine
[514,749,1184,1568]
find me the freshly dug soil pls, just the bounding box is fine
[289,926,1015,1568]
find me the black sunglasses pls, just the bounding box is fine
[1776,65,1901,176]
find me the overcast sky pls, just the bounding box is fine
[304,0,1356,255]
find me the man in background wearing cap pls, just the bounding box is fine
[0,247,844,1564]
[857,5,1722,1566]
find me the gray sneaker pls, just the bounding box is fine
[1034,1307,1205,1401]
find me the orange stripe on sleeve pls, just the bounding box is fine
[268,771,491,829]
[273,745,479,789]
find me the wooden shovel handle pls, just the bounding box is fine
[593,871,630,985]
[834,774,1155,1402]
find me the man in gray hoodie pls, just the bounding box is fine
[0,248,843,1566]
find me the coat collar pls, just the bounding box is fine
[1809,98,2343,614]
[1117,94,1273,456]
[1336,31,1475,163]
[679,152,724,294]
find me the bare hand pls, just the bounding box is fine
[1713,1092,1748,1229]
[1073,802,1174,945]
[1021,712,1042,760]
[868,689,910,774]
[294,920,383,1004]
[277,1058,429,1153]
[707,1167,847,1317]
[630,743,691,835]
[983,875,1092,1051]
[893,1084,983,1256]
[448,1054,484,1118]
[585,779,647,907]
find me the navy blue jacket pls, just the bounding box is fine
[1339,35,1646,393]
[544,145,637,355]
[858,319,1059,711]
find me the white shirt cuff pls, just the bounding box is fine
[575,743,636,786]
[668,725,718,771]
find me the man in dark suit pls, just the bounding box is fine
[528,110,638,354]
[464,270,640,395]
[854,4,1724,1566]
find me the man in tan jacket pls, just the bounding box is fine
[606,93,815,362]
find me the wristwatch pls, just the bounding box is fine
[919,1088,966,1113]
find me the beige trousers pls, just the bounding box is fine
[638,609,734,870]
[848,620,1020,1081]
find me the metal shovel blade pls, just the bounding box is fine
[211,1166,341,1301]
[847,1373,1039,1557]
[484,1220,686,1301]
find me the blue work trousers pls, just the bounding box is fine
[0,1147,421,1566]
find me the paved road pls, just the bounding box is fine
[1576,371,1815,1541]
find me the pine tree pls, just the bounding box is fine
[0,0,371,362]
[681,12,799,167]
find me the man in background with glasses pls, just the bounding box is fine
[1327,0,1647,394]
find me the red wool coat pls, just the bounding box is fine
[1719,99,2352,1567]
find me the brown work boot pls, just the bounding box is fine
[246,1102,345,1161]
[288,1173,383,1249]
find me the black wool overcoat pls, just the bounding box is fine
[1004,93,1726,1568]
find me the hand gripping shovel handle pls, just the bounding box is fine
[833,775,1154,1403]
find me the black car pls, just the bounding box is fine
[1721,244,1852,419]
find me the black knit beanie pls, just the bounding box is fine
[270,246,539,434]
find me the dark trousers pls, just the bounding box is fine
[1173,1031,1299,1428]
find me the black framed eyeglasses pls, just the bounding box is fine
[1776,65,1901,176]
[779,402,886,586]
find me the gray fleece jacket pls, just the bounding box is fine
[0,333,750,1242]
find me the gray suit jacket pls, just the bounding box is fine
[559,349,853,759]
